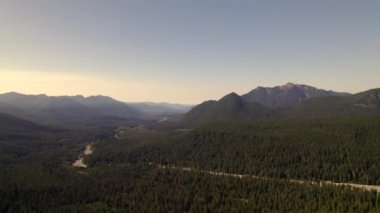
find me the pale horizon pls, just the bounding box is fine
[0,69,375,105]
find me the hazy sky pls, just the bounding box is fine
[1,0,379,104]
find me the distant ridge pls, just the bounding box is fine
[182,84,380,126]
[242,83,349,108]
[0,92,193,126]
[0,92,138,126]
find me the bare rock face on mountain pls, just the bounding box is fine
[242,83,348,108]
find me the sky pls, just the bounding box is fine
[1,0,379,104]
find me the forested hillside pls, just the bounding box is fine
[182,93,272,126]
[284,88,380,118]
[2,110,380,212]
[92,116,380,185]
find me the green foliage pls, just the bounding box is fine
[101,117,380,185]
[2,164,380,212]
[2,115,380,212]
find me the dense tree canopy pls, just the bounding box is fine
[1,116,380,212]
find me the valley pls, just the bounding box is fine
[1,84,380,212]
[3,1,380,211]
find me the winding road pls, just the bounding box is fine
[156,164,380,193]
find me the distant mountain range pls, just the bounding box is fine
[182,83,380,126]
[0,92,138,126]
[1,83,379,127]
[242,83,349,108]
[0,92,191,126]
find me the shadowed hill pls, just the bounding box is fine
[0,112,60,141]
[284,88,380,118]
[182,93,272,126]
[0,112,51,131]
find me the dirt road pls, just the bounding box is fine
[156,164,380,193]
